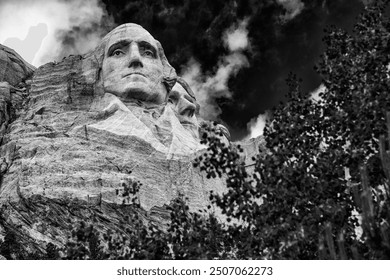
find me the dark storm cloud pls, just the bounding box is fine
[101,0,366,140]
[181,18,251,122]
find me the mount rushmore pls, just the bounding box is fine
[0,23,262,256]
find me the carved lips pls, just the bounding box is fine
[122,72,146,78]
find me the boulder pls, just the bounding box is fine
[0,44,35,86]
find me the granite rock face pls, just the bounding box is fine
[0,54,227,250]
[0,24,263,258]
[2,55,214,208]
[0,44,35,86]
[0,25,228,256]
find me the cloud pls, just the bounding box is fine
[3,23,48,64]
[223,18,250,52]
[246,83,324,140]
[181,18,250,120]
[0,0,114,67]
[246,112,269,139]
[360,0,374,5]
[276,0,305,21]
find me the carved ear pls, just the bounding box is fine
[156,40,177,92]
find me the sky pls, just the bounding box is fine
[0,0,369,140]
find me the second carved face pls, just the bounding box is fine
[168,81,199,137]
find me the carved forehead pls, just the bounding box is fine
[105,24,158,52]
[171,83,187,96]
[175,77,196,100]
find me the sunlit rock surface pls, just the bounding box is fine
[0,26,263,258]
[2,54,221,208]
[0,54,226,256]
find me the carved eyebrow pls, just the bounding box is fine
[169,90,179,99]
[138,41,158,57]
[184,94,196,104]
[107,40,158,57]
[107,40,130,56]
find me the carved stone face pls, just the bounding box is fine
[102,25,167,104]
[168,82,199,136]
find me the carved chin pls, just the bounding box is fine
[103,78,166,104]
[178,116,198,127]
[125,88,153,100]
[124,86,165,104]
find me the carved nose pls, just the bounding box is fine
[179,99,196,118]
[128,44,143,68]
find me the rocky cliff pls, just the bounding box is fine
[0,48,229,257]
[0,44,35,86]
[0,35,264,258]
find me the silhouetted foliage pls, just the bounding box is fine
[192,0,390,259]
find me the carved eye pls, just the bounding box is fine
[143,49,154,57]
[168,93,179,104]
[113,50,124,56]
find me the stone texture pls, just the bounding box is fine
[1,54,220,209]
[0,24,263,257]
[0,44,35,86]
[0,53,225,255]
